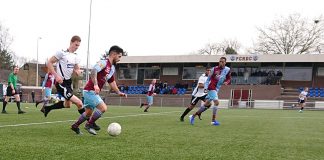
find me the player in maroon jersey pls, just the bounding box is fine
[71,46,127,135]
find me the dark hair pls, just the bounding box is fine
[220,56,227,62]
[108,45,124,55]
[71,35,81,43]
[206,66,212,70]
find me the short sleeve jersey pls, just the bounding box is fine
[55,50,81,80]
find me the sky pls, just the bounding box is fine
[0,0,323,66]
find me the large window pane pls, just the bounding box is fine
[283,67,312,81]
[118,68,137,80]
[183,67,205,80]
[144,69,160,79]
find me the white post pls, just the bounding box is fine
[86,0,93,82]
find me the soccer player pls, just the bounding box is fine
[2,66,25,114]
[36,71,55,112]
[140,79,157,112]
[179,67,211,121]
[43,35,85,117]
[189,57,231,126]
[298,87,308,113]
[71,45,127,135]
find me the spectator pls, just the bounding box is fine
[31,90,35,103]
[172,87,177,94]
[163,81,168,89]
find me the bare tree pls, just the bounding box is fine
[0,22,15,69]
[198,39,241,55]
[255,13,324,54]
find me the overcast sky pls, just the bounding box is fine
[0,0,323,66]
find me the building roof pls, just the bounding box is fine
[119,54,324,63]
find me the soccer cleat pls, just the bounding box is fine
[299,110,303,113]
[71,126,83,135]
[40,106,45,113]
[85,124,97,135]
[189,115,195,125]
[1,110,8,114]
[144,110,148,112]
[18,110,26,114]
[180,117,184,122]
[211,120,220,126]
[92,123,101,131]
[35,101,41,108]
[140,103,144,108]
[197,113,202,120]
[43,106,51,117]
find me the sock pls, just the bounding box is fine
[50,101,64,110]
[88,110,102,125]
[181,108,192,118]
[144,105,151,111]
[194,106,208,117]
[72,112,89,128]
[2,101,7,111]
[212,106,218,121]
[301,107,304,110]
[16,101,21,111]
[78,108,85,114]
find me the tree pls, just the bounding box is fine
[255,13,324,54]
[0,22,15,69]
[198,39,240,55]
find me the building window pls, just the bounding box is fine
[183,67,205,80]
[118,68,137,80]
[23,64,29,70]
[144,68,160,79]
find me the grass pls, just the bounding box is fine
[1,103,324,160]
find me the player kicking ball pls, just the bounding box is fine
[71,46,127,135]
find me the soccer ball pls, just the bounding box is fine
[107,122,122,136]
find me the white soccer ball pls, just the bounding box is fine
[107,122,122,136]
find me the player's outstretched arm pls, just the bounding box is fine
[109,81,127,98]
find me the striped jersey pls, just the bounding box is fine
[55,50,80,80]
[192,73,208,97]
[204,66,231,91]
[42,73,55,88]
[147,84,155,96]
[84,59,115,91]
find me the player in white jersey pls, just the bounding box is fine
[43,36,86,118]
[298,87,308,113]
[179,67,211,121]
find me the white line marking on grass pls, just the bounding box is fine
[0,111,181,128]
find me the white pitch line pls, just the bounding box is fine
[0,111,181,128]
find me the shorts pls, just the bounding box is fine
[298,99,305,104]
[44,87,52,97]
[55,79,73,100]
[190,94,207,105]
[83,90,103,110]
[6,87,18,96]
[205,90,219,102]
[146,95,153,105]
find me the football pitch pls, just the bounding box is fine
[1,103,324,160]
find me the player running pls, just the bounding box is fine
[189,57,231,126]
[298,87,308,113]
[71,45,127,135]
[140,79,157,112]
[43,35,85,117]
[36,72,55,112]
[179,67,211,121]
